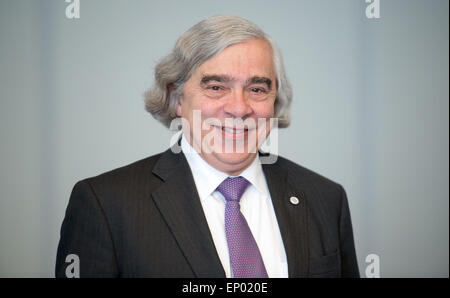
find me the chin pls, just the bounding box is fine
[212,151,257,173]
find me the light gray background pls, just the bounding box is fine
[0,0,448,277]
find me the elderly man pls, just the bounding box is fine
[56,15,359,278]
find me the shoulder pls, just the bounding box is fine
[268,155,347,214]
[73,152,165,200]
[274,155,343,192]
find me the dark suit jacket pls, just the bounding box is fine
[55,147,359,278]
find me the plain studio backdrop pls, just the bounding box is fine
[0,0,448,277]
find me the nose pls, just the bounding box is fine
[223,89,253,118]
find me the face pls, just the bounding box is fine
[176,38,277,176]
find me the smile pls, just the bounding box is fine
[212,125,253,133]
[211,125,254,140]
[221,127,247,133]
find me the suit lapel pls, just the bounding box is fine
[151,149,225,277]
[263,160,309,277]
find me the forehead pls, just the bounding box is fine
[194,39,275,79]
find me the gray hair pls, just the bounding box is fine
[144,15,292,128]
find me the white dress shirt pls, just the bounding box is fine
[181,135,288,278]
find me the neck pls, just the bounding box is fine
[182,134,258,176]
[204,152,258,176]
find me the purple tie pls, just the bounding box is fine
[216,176,268,278]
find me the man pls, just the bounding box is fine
[56,15,359,278]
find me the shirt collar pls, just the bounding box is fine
[181,134,268,201]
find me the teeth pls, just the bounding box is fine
[222,127,245,133]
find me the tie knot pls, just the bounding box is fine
[216,176,250,202]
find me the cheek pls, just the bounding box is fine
[252,101,275,118]
[201,100,223,117]
[179,84,202,113]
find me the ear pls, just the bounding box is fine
[175,91,183,117]
[176,100,182,117]
[167,83,182,117]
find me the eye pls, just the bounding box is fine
[204,84,227,99]
[210,85,222,91]
[251,87,266,93]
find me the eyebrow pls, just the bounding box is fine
[200,74,272,90]
[248,76,272,90]
[200,75,231,85]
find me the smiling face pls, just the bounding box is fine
[176,38,277,176]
